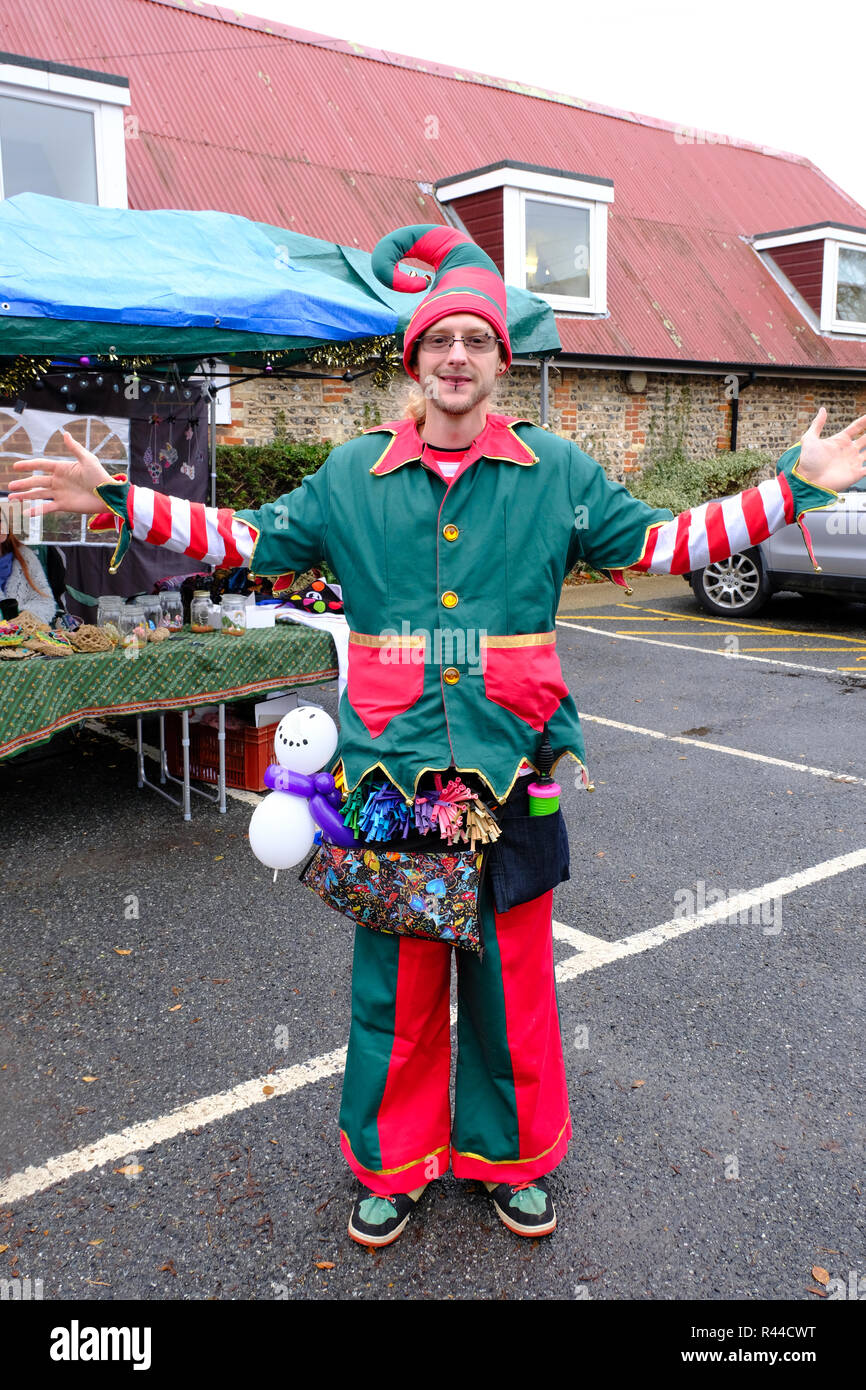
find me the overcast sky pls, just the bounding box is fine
[234,0,866,214]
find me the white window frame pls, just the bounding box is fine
[753,224,866,338]
[0,57,130,208]
[508,189,607,314]
[437,164,613,315]
[824,237,866,335]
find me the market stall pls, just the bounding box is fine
[0,624,338,815]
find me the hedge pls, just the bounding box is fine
[627,446,773,516]
[214,411,329,512]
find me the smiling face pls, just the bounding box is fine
[273,705,339,772]
[413,312,506,422]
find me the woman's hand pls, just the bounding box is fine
[8,431,116,515]
[797,408,866,492]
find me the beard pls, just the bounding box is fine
[423,372,493,417]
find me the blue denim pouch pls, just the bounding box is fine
[486,777,570,914]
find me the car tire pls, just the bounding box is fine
[690,548,769,617]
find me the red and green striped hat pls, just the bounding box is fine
[371,223,511,381]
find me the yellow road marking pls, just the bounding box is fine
[597,603,866,646]
[742,646,866,653]
[558,603,866,650]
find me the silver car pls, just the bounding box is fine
[688,477,866,616]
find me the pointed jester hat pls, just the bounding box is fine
[371,224,511,381]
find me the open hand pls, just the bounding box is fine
[796,408,866,493]
[7,431,116,515]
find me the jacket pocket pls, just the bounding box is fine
[481,632,569,731]
[346,630,426,738]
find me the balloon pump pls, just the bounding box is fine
[526,722,561,816]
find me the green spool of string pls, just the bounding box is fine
[527,722,560,816]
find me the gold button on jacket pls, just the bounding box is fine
[441,590,458,608]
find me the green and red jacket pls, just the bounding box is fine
[93,413,837,803]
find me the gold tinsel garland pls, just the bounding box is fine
[0,354,160,398]
[301,336,402,389]
[0,356,53,397]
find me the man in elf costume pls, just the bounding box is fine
[12,224,866,1248]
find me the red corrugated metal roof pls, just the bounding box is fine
[2,0,866,370]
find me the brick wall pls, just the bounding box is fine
[219,360,866,483]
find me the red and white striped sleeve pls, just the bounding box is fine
[631,473,794,575]
[124,484,257,568]
[573,440,839,586]
[92,464,331,580]
[92,477,258,569]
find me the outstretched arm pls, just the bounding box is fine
[9,430,329,582]
[572,409,863,586]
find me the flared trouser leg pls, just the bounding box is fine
[450,881,572,1182]
[338,921,452,1195]
[338,876,572,1193]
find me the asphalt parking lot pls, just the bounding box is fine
[2,575,864,1324]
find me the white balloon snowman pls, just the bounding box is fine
[248,704,359,874]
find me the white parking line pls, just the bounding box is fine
[577,713,866,786]
[554,846,866,980]
[0,1048,346,1206]
[556,618,866,679]
[4,846,865,1207]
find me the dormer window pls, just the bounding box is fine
[435,162,613,314]
[835,244,866,326]
[0,52,131,207]
[753,223,866,336]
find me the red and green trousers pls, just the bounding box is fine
[338,880,572,1194]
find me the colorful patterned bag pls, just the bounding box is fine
[300,840,487,955]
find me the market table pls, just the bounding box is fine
[0,626,339,816]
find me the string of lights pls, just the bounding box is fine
[0,335,402,402]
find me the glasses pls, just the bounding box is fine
[417,332,502,354]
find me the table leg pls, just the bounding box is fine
[133,712,221,816]
[136,717,145,788]
[182,708,191,821]
[218,702,227,814]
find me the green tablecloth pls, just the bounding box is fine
[0,625,338,760]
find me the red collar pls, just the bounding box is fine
[365,414,538,476]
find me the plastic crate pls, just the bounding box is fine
[163,711,275,791]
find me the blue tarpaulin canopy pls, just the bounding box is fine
[0,192,397,340]
[0,193,561,363]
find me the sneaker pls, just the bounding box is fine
[347,1184,426,1247]
[485,1177,557,1237]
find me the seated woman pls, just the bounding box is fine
[0,504,56,626]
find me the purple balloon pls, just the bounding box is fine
[262,764,361,846]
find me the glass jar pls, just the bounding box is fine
[96,595,123,629]
[190,591,212,633]
[134,594,161,632]
[158,591,183,631]
[117,603,148,651]
[220,595,247,636]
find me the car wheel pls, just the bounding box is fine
[690,549,769,617]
